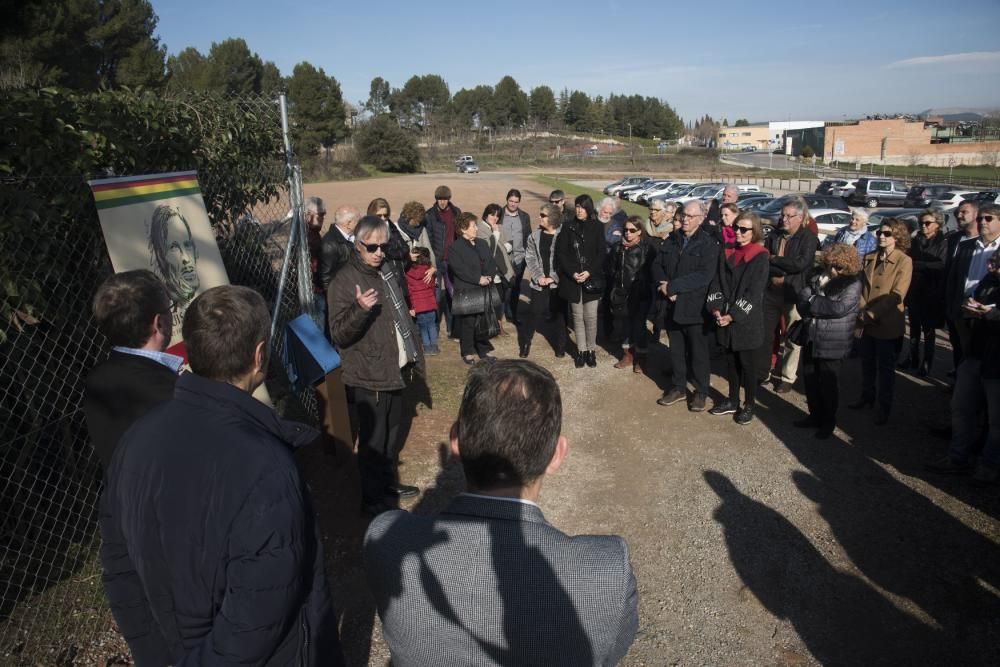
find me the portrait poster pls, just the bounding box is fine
[88,171,229,359]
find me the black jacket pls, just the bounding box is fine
[945,236,978,320]
[796,270,863,360]
[706,246,769,351]
[906,231,948,322]
[99,373,342,667]
[555,218,607,303]
[319,226,355,292]
[610,237,656,314]
[765,225,820,302]
[425,202,462,266]
[448,237,497,292]
[83,351,177,470]
[968,272,1000,379]
[651,226,721,326]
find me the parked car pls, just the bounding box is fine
[642,181,695,203]
[736,197,775,211]
[457,160,480,174]
[623,179,671,202]
[742,146,757,152]
[454,155,474,165]
[674,183,725,204]
[848,178,909,208]
[737,191,772,201]
[972,190,1000,206]
[931,190,980,209]
[903,183,954,208]
[810,209,855,243]
[815,179,853,196]
[756,193,849,224]
[604,176,650,196]
[867,208,927,234]
[830,179,858,198]
[617,181,656,199]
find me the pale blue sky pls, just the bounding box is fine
[154,0,1000,122]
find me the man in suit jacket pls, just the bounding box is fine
[364,359,639,667]
[83,270,181,470]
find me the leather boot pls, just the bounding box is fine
[585,350,597,368]
[898,341,919,370]
[614,349,633,369]
[633,352,644,374]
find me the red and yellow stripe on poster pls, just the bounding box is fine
[91,171,201,210]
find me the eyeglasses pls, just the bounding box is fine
[538,213,548,219]
[977,215,997,223]
[919,220,937,226]
[877,230,894,238]
[549,199,563,205]
[360,242,390,253]
[735,226,754,233]
[649,208,665,213]
[781,212,802,219]
[623,227,640,234]
[682,213,703,219]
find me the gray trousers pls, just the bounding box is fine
[571,297,599,352]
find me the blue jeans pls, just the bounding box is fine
[948,359,1000,468]
[860,335,902,411]
[415,311,438,350]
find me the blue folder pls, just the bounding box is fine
[282,314,341,393]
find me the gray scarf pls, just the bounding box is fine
[379,263,421,366]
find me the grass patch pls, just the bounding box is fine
[530,175,649,217]
[818,160,1000,186]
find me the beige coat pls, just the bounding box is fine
[859,248,912,339]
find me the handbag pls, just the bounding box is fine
[572,226,604,295]
[474,287,501,338]
[452,285,499,316]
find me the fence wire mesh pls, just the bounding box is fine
[0,93,316,664]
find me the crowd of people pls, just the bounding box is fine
[81,180,998,666]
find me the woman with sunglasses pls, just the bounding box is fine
[851,218,913,424]
[520,203,566,358]
[555,194,607,368]
[368,197,407,279]
[448,212,499,364]
[793,244,863,439]
[902,208,948,376]
[706,212,770,425]
[608,215,656,372]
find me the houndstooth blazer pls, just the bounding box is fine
[363,494,639,666]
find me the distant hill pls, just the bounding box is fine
[919,107,997,121]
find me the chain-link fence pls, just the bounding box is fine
[0,93,316,664]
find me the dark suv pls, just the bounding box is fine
[903,183,954,208]
[849,178,909,208]
[815,179,852,196]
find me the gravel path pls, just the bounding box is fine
[301,172,999,667]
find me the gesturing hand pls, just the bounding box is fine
[355,284,378,311]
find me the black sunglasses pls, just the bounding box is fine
[877,230,894,237]
[360,242,390,253]
[735,225,754,233]
[977,215,997,223]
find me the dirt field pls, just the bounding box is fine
[301,172,999,667]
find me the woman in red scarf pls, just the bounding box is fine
[706,212,770,425]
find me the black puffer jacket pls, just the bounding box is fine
[99,373,343,667]
[425,202,462,266]
[706,245,769,351]
[796,270,863,360]
[651,227,721,326]
[610,237,656,315]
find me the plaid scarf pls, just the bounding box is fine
[380,263,421,366]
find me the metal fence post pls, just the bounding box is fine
[271,94,308,342]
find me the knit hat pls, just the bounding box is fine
[434,185,452,200]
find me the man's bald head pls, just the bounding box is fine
[334,205,360,234]
[722,185,739,204]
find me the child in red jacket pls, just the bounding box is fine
[405,247,440,355]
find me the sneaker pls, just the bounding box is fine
[709,400,737,416]
[924,455,972,475]
[773,380,793,394]
[734,405,754,425]
[689,392,708,412]
[972,464,999,486]
[657,388,686,406]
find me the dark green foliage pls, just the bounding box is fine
[201,38,262,95]
[564,91,590,129]
[0,0,166,90]
[800,145,815,158]
[286,62,347,155]
[390,74,450,130]
[0,87,285,340]
[492,75,529,128]
[734,118,750,127]
[260,61,285,96]
[365,77,390,115]
[529,86,557,128]
[356,115,421,173]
